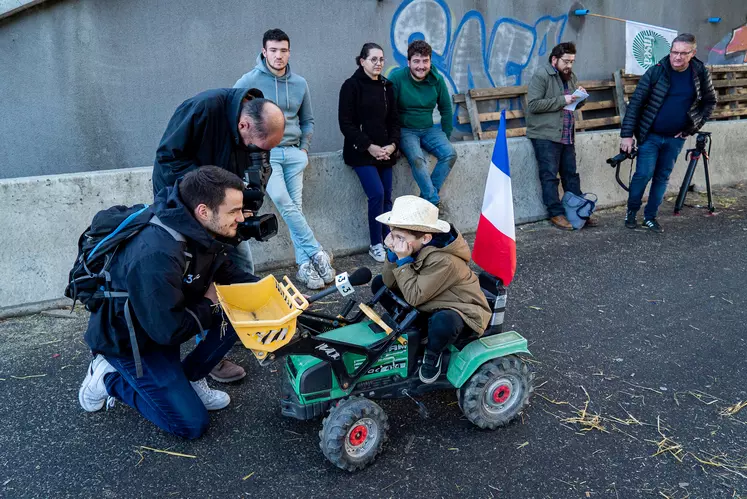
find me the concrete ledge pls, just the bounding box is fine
[1,122,746,310]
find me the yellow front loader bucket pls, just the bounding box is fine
[216,275,309,360]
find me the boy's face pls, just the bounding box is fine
[386,228,433,257]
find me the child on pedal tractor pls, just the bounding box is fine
[374,195,491,384]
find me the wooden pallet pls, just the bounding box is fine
[453,80,619,140]
[454,64,747,141]
[618,64,747,122]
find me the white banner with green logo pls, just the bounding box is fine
[626,21,677,75]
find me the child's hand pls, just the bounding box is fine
[384,232,394,250]
[390,237,413,259]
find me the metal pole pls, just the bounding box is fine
[702,154,715,213]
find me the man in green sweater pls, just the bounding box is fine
[389,40,456,207]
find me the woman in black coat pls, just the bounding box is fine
[338,43,400,262]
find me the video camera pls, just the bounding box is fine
[236,146,278,242]
[606,147,637,168]
[605,147,638,192]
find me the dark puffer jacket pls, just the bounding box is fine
[152,88,257,197]
[338,67,400,168]
[621,56,717,144]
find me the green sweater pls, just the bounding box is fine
[389,66,453,137]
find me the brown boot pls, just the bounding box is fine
[584,215,599,227]
[209,358,246,383]
[550,215,573,230]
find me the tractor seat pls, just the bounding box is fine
[452,324,503,350]
[451,274,505,350]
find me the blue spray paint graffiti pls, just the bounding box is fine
[389,0,568,132]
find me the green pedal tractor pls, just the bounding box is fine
[216,267,534,472]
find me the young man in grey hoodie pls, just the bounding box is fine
[234,28,334,290]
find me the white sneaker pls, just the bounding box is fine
[311,250,335,284]
[79,355,117,412]
[190,378,230,411]
[369,244,386,263]
[297,261,325,290]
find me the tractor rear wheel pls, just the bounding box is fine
[459,356,533,429]
[319,396,389,472]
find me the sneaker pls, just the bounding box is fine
[190,378,230,411]
[209,359,246,383]
[625,210,637,229]
[297,262,324,290]
[550,215,573,230]
[311,250,335,284]
[78,354,117,412]
[418,350,443,384]
[368,244,386,263]
[642,218,663,233]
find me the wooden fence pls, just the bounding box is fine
[454,64,747,141]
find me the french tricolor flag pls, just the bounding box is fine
[472,110,516,286]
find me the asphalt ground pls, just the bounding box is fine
[1,186,746,499]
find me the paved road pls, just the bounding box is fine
[1,188,745,498]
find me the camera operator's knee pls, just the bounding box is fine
[171,407,210,440]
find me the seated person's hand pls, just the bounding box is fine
[384,232,394,250]
[204,283,218,304]
[387,232,413,260]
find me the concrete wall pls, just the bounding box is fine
[1,0,745,179]
[2,121,746,312]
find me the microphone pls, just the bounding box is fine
[307,267,372,303]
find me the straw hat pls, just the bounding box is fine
[375,195,450,233]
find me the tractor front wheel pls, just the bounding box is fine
[459,356,533,429]
[319,396,389,472]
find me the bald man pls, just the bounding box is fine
[152,88,285,195]
[151,88,285,384]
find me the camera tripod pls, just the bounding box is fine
[673,131,715,215]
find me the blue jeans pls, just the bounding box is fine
[103,319,238,439]
[266,146,323,265]
[353,166,393,246]
[399,126,457,205]
[530,139,581,218]
[627,133,686,219]
[228,241,254,274]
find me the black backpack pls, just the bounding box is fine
[65,204,189,377]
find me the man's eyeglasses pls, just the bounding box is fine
[368,57,385,65]
[670,49,693,57]
[559,58,575,65]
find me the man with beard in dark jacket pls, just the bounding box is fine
[152,89,284,382]
[526,42,596,230]
[621,33,717,233]
[79,167,258,439]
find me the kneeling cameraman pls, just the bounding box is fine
[620,33,716,233]
[79,167,258,439]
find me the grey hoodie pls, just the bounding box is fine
[234,53,315,150]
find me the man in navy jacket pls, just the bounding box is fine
[79,167,258,439]
[151,89,284,383]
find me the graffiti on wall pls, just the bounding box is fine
[708,22,747,64]
[389,0,568,130]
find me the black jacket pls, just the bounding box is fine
[621,56,717,144]
[151,88,254,196]
[338,67,400,168]
[84,185,258,358]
